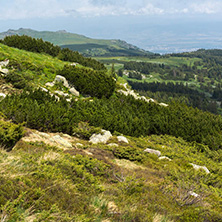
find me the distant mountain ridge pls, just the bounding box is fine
[0,28,152,57]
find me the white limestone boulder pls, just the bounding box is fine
[144,148,161,157]
[117,136,129,144]
[69,87,79,97]
[190,163,210,174]
[89,130,112,144]
[54,75,69,88]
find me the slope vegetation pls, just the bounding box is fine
[0,42,222,221]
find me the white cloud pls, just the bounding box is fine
[1,0,222,20]
[191,1,222,14]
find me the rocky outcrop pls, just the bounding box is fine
[0,93,6,99]
[69,87,79,97]
[45,82,55,87]
[0,67,9,75]
[190,163,210,174]
[22,130,74,149]
[117,136,129,144]
[118,83,167,106]
[159,156,172,161]
[50,135,72,148]
[108,143,119,147]
[45,75,80,97]
[0,59,9,76]
[0,59,9,67]
[54,75,69,88]
[89,130,112,144]
[54,90,69,97]
[144,148,161,157]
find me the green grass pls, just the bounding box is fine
[0,43,70,85]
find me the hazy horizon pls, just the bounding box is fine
[1,0,222,54]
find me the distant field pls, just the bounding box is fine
[96,56,202,67]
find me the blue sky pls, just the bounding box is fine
[1,0,222,53]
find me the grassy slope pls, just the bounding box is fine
[0,45,221,221]
[0,129,222,221]
[0,43,70,85]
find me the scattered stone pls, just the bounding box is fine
[54,75,69,88]
[0,67,9,75]
[108,143,119,147]
[0,93,6,99]
[45,82,54,87]
[159,103,169,107]
[0,59,9,67]
[89,130,112,144]
[51,135,72,148]
[76,143,84,147]
[159,156,172,161]
[190,163,210,174]
[144,148,161,157]
[69,87,79,97]
[70,62,78,66]
[54,90,69,97]
[188,191,199,198]
[39,87,48,92]
[117,136,129,144]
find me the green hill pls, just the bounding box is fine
[0,41,222,221]
[0,28,152,57]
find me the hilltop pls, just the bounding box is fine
[0,28,152,57]
[0,36,222,221]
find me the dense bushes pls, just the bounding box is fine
[1,90,222,150]
[0,118,23,150]
[57,65,116,98]
[1,35,106,70]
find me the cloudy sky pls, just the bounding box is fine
[1,0,222,53]
[1,0,222,19]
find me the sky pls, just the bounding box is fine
[1,0,222,53]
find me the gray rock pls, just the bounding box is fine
[69,87,79,97]
[159,156,172,161]
[51,135,72,148]
[54,75,69,88]
[190,163,210,174]
[0,93,6,99]
[76,143,84,147]
[89,130,112,144]
[39,87,48,92]
[188,191,199,198]
[117,136,129,143]
[0,67,9,75]
[108,143,119,147]
[144,148,161,157]
[54,90,69,97]
[70,63,78,66]
[0,59,9,67]
[159,103,168,107]
[45,82,55,87]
